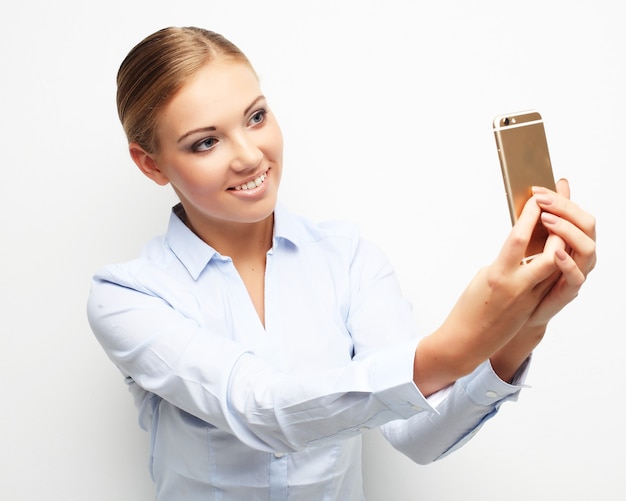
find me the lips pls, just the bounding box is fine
[230,170,267,191]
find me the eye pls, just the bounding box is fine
[192,137,218,153]
[248,108,266,127]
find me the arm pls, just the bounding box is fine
[412,179,596,393]
[490,179,596,381]
[87,264,432,454]
[345,235,532,464]
[380,179,595,463]
[381,358,529,465]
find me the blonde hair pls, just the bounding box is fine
[116,27,251,153]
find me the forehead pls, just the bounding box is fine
[159,61,261,134]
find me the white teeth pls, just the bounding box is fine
[234,173,266,190]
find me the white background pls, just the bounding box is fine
[1,1,623,500]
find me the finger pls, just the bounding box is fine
[555,178,571,199]
[527,250,583,326]
[532,185,596,242]
[495,195,564,288]
[553,249,586,289]
[541,212,597,274]
[497,195,542,268]
[541,231,566,263]
[541,251,586,315]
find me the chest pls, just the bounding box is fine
[192,250,354,372]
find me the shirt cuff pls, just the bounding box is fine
[368,339,437,418]
[460,356,531,407]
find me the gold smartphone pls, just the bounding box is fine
[493,110,556,261]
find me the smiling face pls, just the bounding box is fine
[130,60,283,239]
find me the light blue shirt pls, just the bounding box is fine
[87,203,528,500]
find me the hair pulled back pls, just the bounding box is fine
[116,27,250,153]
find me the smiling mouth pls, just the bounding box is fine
[230,171,268,191]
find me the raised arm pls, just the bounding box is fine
[412,179,596,394]
[490,178,596,381]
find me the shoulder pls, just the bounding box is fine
[91,206,207,290]
[87,233,206,324]
[90,234,178,293]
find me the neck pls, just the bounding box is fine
[181,208,274,260]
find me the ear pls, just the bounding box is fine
[129,143,170,186]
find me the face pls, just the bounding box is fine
[135,60,283,235]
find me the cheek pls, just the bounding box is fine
[267,124,284,159]
[167,159,224,195]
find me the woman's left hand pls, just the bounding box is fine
[525,178,597,328]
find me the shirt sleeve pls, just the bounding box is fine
[86,264,434,454]
[380,358,530,464]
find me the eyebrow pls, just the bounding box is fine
[177,95,266,144]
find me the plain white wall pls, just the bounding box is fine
[1,1,623,499]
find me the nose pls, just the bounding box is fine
[230,132,263,171]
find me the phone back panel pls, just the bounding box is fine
[493,110,556,259]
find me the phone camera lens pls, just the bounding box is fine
[503,117,510,126]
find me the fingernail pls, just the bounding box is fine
[555,248,568,261]
[541,212,558,224]
[535,193,555,206]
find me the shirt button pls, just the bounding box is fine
[485,390,498,398]
[274,452,285,458]
[358,426,370,433]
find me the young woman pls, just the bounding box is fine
[87,26,596,500]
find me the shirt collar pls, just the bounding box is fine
[273,201,324,247]
[165,202,321,280]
